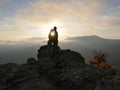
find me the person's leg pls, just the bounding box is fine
[47,40,52,56]
[53,40,58,46]
[52,40,59,57]
[47,39,51,46]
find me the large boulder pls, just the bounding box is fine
[56,49,85,64]
[37,46,85,73]
[0,64,52,90]
[37,45,61,59]
[37,47,85,72]
[27,57,37,65]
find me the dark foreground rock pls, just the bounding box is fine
[0,45,119,90]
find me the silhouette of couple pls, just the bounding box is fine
[48,26,58,46]
[47,26,59,57]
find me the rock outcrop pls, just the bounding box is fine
[0,45,119,90]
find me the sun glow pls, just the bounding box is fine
[50,31,55,37]
[42,22,63,40]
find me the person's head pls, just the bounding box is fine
[54,26,57,31]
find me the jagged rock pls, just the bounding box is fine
[0,45,119,90]
[53,64,100,90]
[37,45,61,59]
[1,65,44,90]
[56,49,85,64]
[100,68,117,76]
[27,57,37,64]
[0,63,21,87]
[95,75,120,90]
[2,77,52,90]
[37,46,85,73]
[37,48,85,73]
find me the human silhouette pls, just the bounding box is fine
[48,26,58,46]
[47,26,59,57]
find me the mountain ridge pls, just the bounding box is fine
[66,35,120,41]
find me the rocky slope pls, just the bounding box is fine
[0,45,119,90]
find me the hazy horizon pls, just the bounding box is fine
[0,35,119,45]
[0,35,119,67]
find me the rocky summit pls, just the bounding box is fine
[0,45,120,90]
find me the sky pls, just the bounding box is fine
[0,0,120,43]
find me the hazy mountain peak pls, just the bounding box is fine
[80,35,103,39]
[66,35,103,41]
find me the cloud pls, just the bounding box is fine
[23,37,47,43]
[0,0,120,41]
[101,5,120,28]
[0,0,14,11]
[15,0,105,24]
[106,18,120,28]
[12,0,110,38]
[0,37,47,44]
[0,0,9,6]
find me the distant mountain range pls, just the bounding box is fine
[62,35,120,66]
[0,35,120,67]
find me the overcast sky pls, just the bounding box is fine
[0,0,120,43]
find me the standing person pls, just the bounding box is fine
[53,26,58,45]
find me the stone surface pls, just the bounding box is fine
[37,45,61,59]
[0,45,119,90]
[27,57,37,64]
